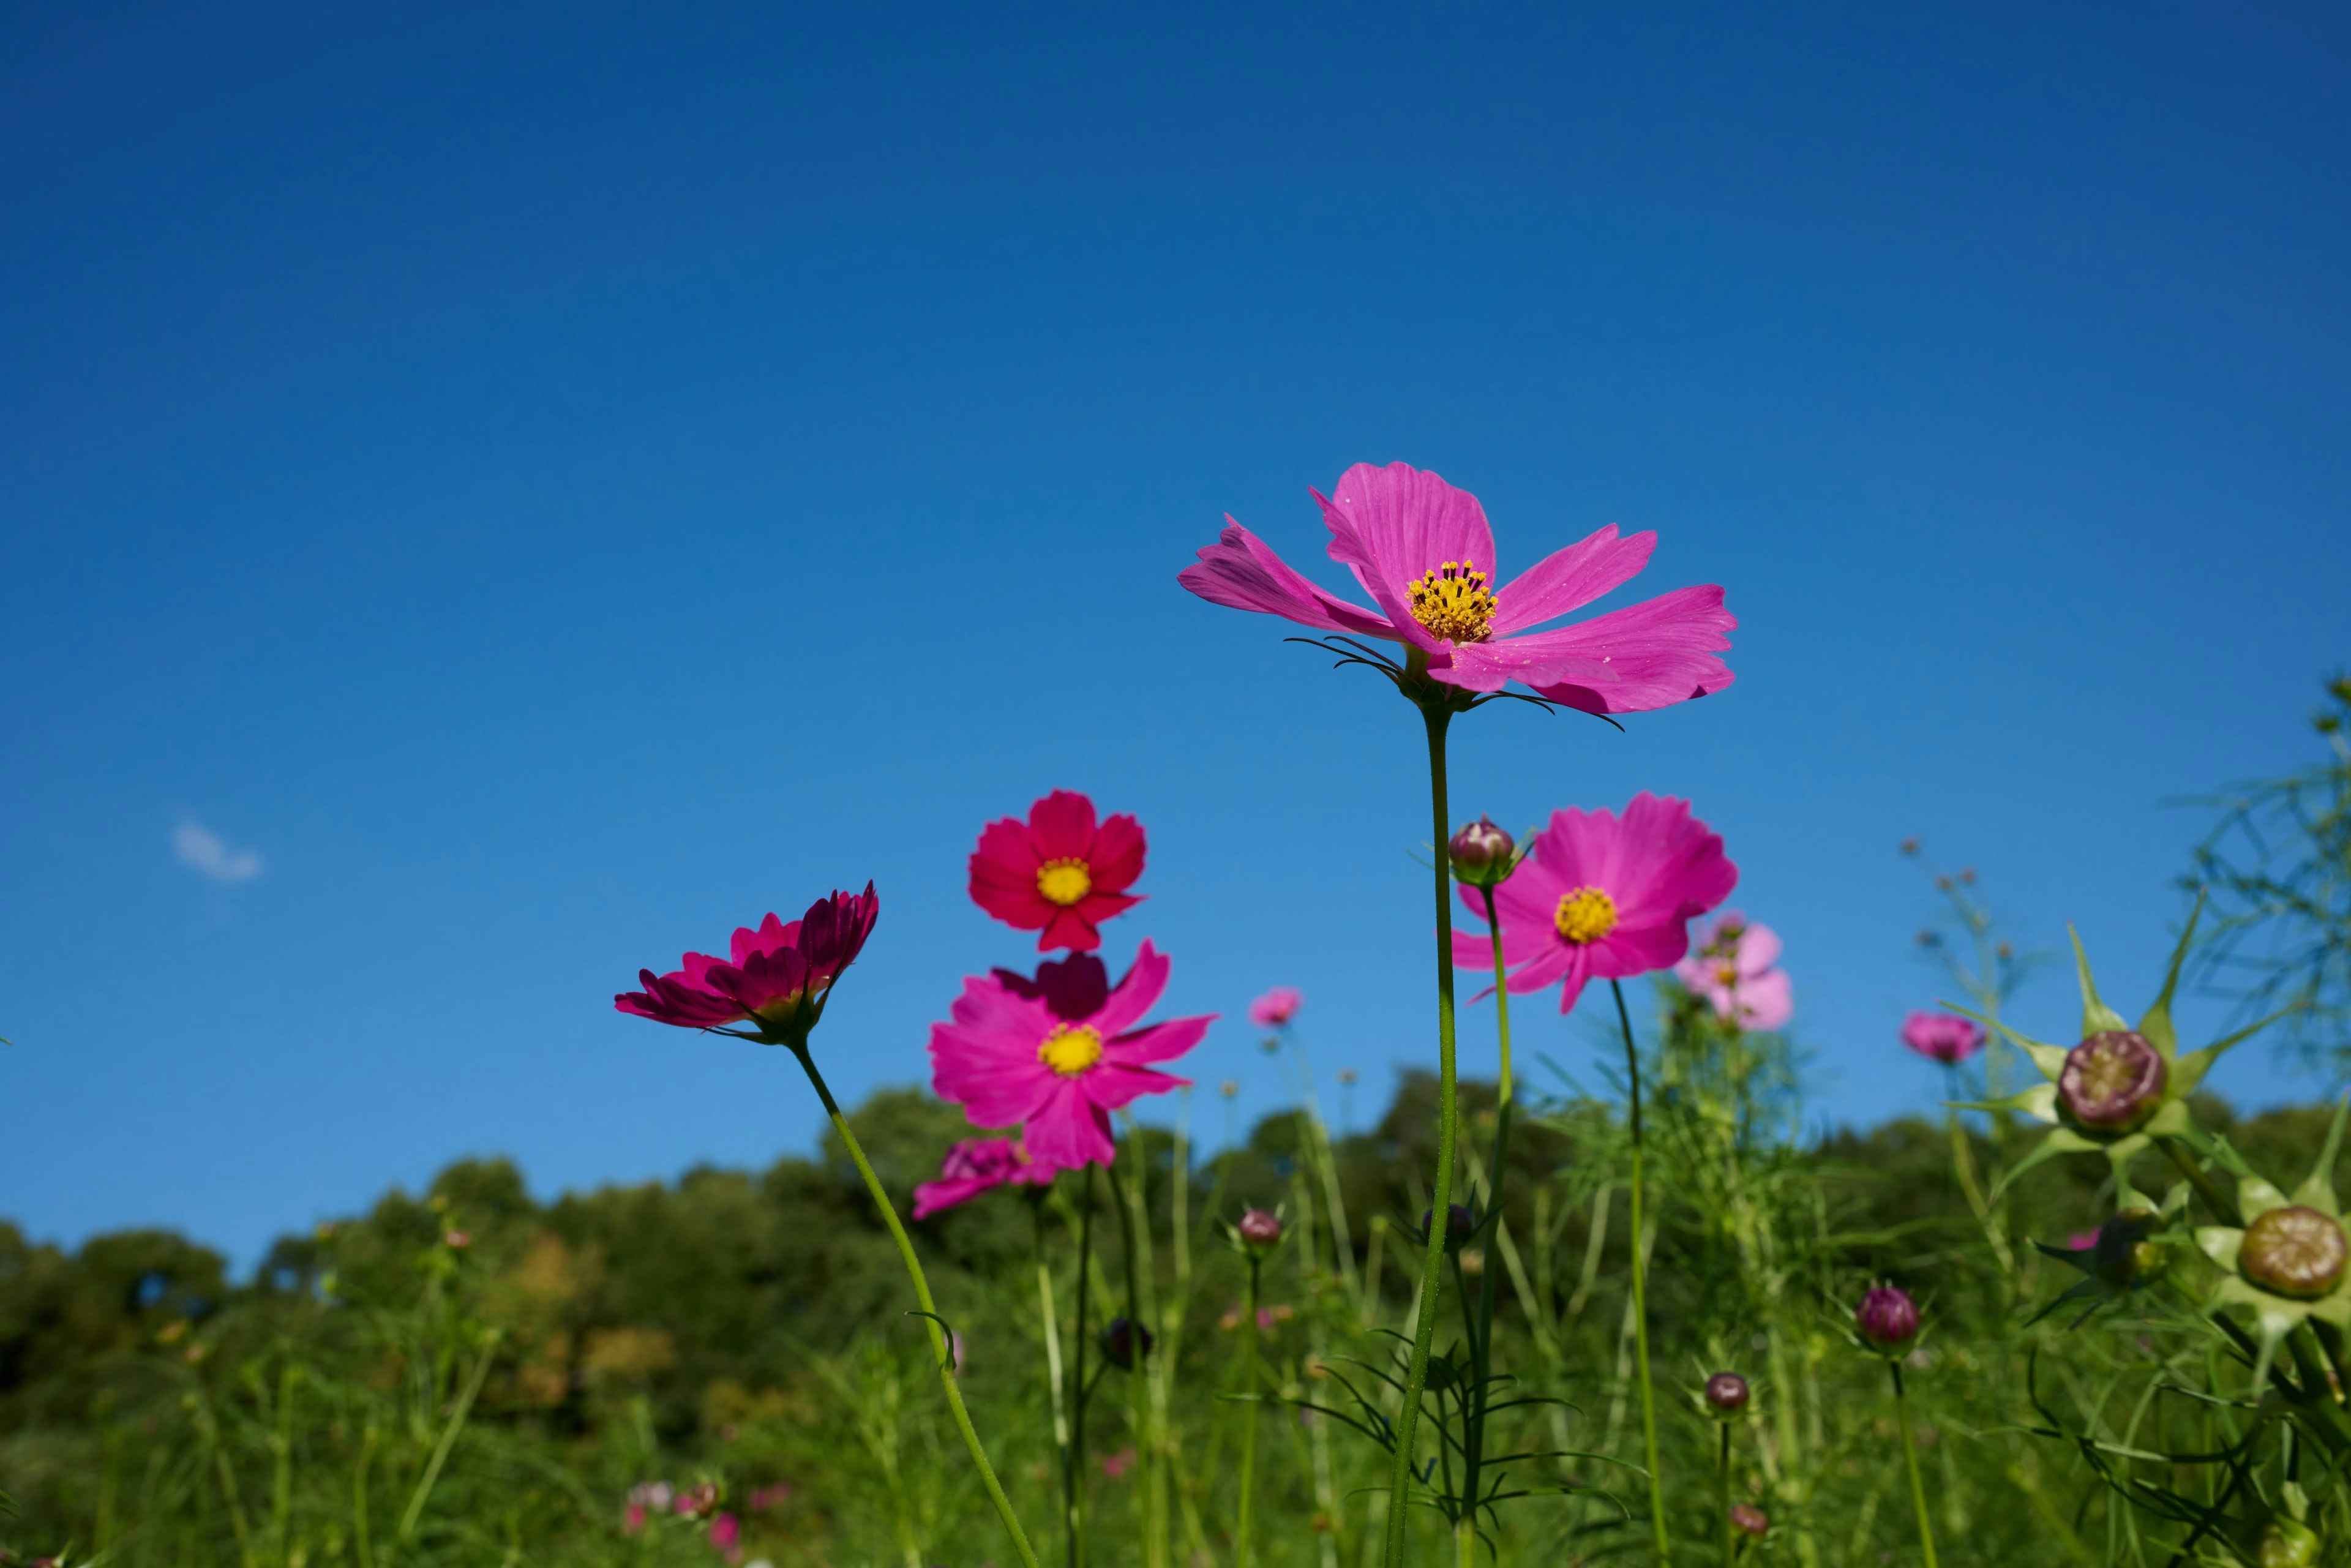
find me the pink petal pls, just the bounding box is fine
[1316,463,1498,651]
[1177,520,1397,637]
[1087,812,1147,895]
[1028,790,1100,861]
[1079,1060,1193,1112]
[1490,525,1656,634]
[1038,904,1100,953]
[1735,923,1782,975]
[1735,969,1794,1030]
[1518,585,1737,715]
[1092,939,1174,1036]
[1024,1085,1118,1168]
[1103,1013,1213,1067]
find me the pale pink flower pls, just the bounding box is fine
[1248,986,1302,1028]
[1671,910,1793,1030]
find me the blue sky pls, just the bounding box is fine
[4,2,2347,1268]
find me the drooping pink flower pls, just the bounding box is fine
[1178,462,1735,715]
[1249,986,1302,1028]
[616,887,879,1045]
[928,944,1212,1168]
[1671,910,1793,1030]
[969,790,1145,953]
[1901,1011,1987,1065]
[911,1137,1060,1221]
[1453,794,1736,1014]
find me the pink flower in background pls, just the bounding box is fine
[1902,1011,1987,1065]
[1453,794,1737,1014]
[1101,1446,1138,1479]
[969,790,1146,953]
[708,1514,740,1552]
[616,887,880,1043]
[1177,461,1735,715]
[1249,987,1302,1028]
[1672,911,1793,1030]
[912,1137,1059,1220]
[748,1484,792,1512]
[929,944,1213,1168]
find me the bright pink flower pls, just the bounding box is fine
[928,945,1212,1168]
[623,1502,648,1536]
[1101,1446,1138,1479]
[1671,911,1793,1030]
[1249,986,1302,1028]
[911,1136,1060,1221]
[616,886,879,1045]
[1901,1011,1986,1065]
[708,1514,740,1551]
[1453,794,1736,1014]
[969,790,1145,953]
[1178,462,1735,715]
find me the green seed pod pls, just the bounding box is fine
[2240,1206,2349,1301]
[2257,1518,2320,1568]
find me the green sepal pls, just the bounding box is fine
[2070,925,2130,1040]
[2175,1003,2299,1098]
[2293,1096,2351,1212]
[1952,1082,2059,1125]
[1942,1002,2068,1082]
[1990,1125,2103,1201]
[2133,892,2204,1060]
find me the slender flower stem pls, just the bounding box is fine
[1385,705,1463,1568]
[1611,979,1671,1566]
[1889,1362,1938,1568]
[787,1045,1041,1568]
[1033,1205,1073,1560]
[1238,1253,1263,1568]
[1456,885,1518,1568]
[1071,1179,1095,1568]
[1717,1425,1733,1568]
[1106,1161,1163,1568]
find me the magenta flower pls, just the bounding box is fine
[1452,793,1737,1013]
[1249,986,1302,1028]
[1177,461,1735,715]
[969,790,1146,953]
[1900,1010,1987,1065]
[911,1136,1060,1221]
[1856,1285,1922,1352]
[929,943,1213,1168]
[616,886,879,1046]
[707,1514,740,1551]
[1671,911,1793,1030]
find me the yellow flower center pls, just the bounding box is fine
[1407,560,1496,643]
[1554,886,1619,945]
[1037,858,1092,906]
[1038,1024,1105,1076]
[1714,961,1739,986]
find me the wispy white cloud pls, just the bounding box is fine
[174,819,264,884]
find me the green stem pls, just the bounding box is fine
[1611,980,1671,1566]
[1239,1254,1262,1568]
[1457,886,1516,1568]
[1071,1180,1095,1568]
[1384,706,1463,1568]
[1891,1363,1939,1568]
[1035,1206,1073,1564]
[1106,1160,1163,1568]
[1717,1424,1734,1568]
[396,1327,501,1549]
[789,1045,1041,1568]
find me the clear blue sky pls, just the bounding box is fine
[5,2,2347,1268]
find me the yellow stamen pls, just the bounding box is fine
[1407,560,1497,643]
[1038,1024,1104,1076]
[1037,858,1092,906]
[1554,886,1619,945]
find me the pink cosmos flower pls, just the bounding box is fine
[1249,986,1302,1028]
[969,790,1145,953]
[911,1137,1060,1221]
[1671,911,1794,1031]
[1901,1011,1987,1065]
[708,1514,740,1552]
[1452,793,1736,1014]
[928,944,1213,1168]
[616,887,879,1045]
[1177,462,1735,715]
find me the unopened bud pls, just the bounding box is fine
[2260,1518,2320,1568]
[1856,1286,1921,1353]
[1100,1316,1154,1370]
[2058,1031,2167,1133]
[2241,1206,2349,1300]
[1703,1371,1750,1417]
[1420,1204,1475,1249]
[1238,1208,1284,1247]
[2089,1207,2166,1286]
[1730,1504,1769,1538]
[1447,817,1517,888]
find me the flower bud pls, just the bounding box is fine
[1420,1204,1475,1250]
[1100,1316,1155,1370]
[2259,1518,2320,1568]
[1730,1505,1769,1539]
[1447,817,1517,888]
[673,1480,719,1520]
[2240,1206,2350,1300]
[2058,1030,2167,1133]
[1703,1371,1750,1417]
[2088,1207,2166,1286]
[1238,1208,1284,1247]
[1855,1286,1921,1353]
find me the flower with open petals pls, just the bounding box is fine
[616,886,879,1048]
[912,1137,1059,1221]
[1453,794,1736,1014]
[1178,461,1734,715]
[1249,987,1302,1029]
[1672,911,1792,1030]
[929,943,1213,1168]
[1901,1011,1985,1065]
[970,790,1145,953]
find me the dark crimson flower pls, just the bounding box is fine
[1730,1505,1769,1539]
[1856,1286,1921,1352]
[2058,1030,2167,1132]
[1100,1316,1154,1370]
[969,790,1145,953]
[1703,1371,1750,1417]
[1238,1208,1284,1247]
[616,886,879,1048]
[1447,817,1517,888]
[2240,1205,2350,1300]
